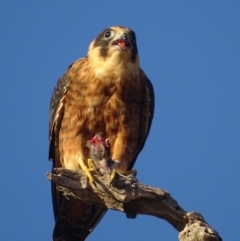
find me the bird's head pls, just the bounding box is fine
[88,26,139,77]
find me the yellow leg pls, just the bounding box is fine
[78,159,94,182]
[110,169,116,180]
[110,169,137,181]
[87,158,96,171]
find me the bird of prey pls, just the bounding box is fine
[49,26,155,241]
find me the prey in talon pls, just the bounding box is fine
[86,133,119,177]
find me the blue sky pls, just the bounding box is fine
[1,1,239,240]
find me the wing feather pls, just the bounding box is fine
[127,69,155,170]
[49,61,107,241]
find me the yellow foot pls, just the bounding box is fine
[78,159,94,183]
[110,169,116,180]
[110,169,137,182]
[87,158,96,172]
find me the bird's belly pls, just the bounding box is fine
[82,95,123,142]
[60,75,144,169]
[82,92,141,168]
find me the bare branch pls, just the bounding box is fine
[47,168,222,241]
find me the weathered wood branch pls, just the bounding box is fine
[47,168,222,241]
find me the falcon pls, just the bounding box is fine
[49,26,155,241]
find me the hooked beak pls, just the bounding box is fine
[112,33,131,49]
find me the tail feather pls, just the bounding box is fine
[52,185,107,241]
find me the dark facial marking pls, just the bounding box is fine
[128,30,138,62]
[93,28,112,58]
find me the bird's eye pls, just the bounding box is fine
[104,30,114,39]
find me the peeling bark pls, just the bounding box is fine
[47,168,222,241]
